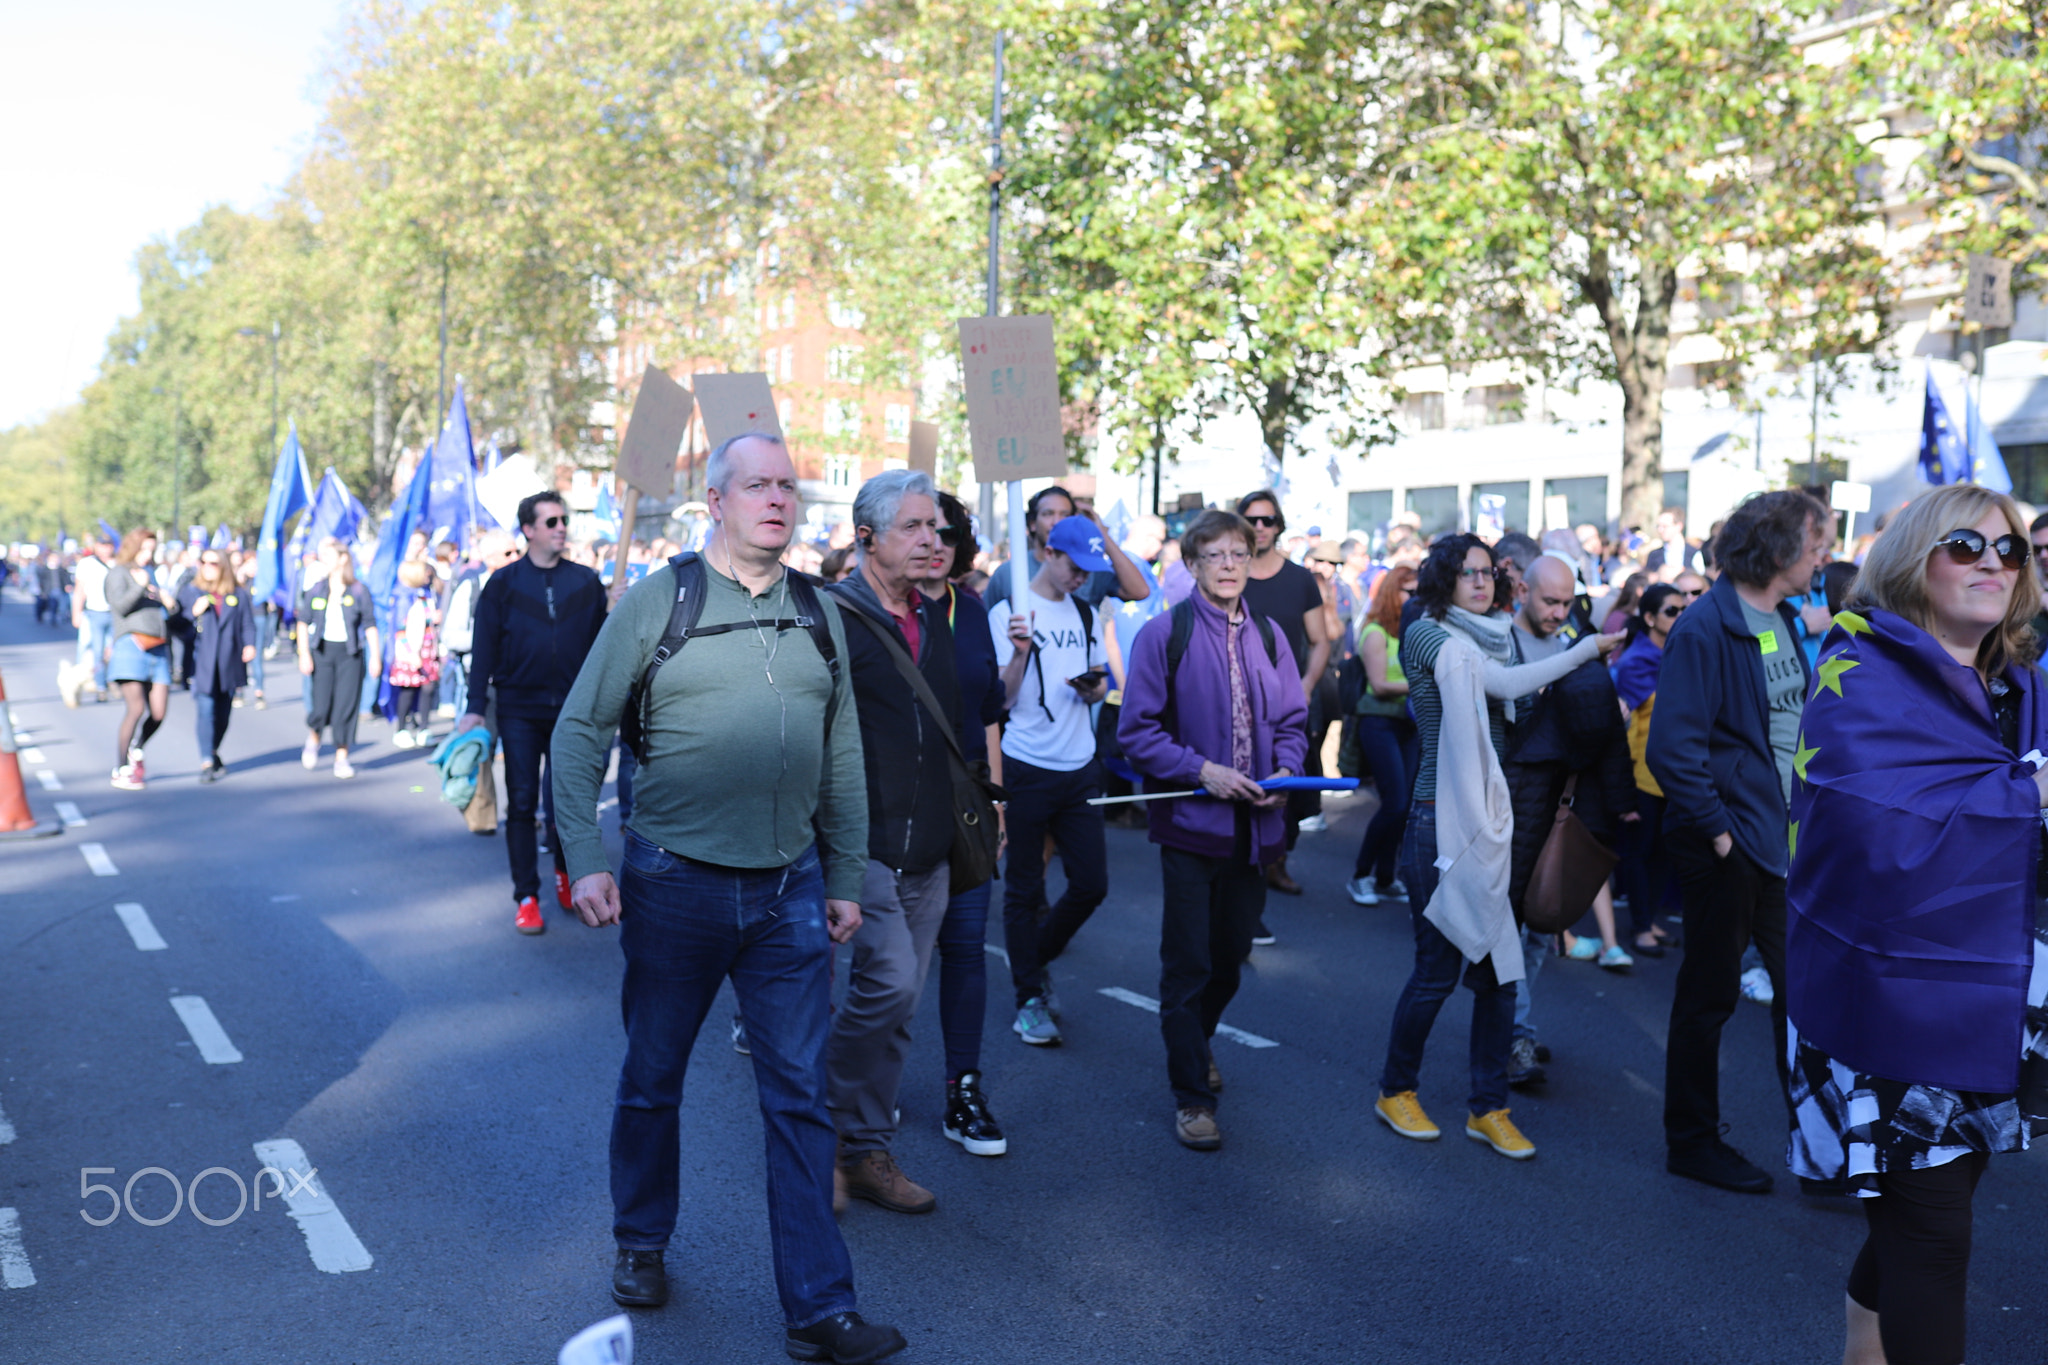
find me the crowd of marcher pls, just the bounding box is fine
[12,454,2045,1365]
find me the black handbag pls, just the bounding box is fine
[841,607,1006,892]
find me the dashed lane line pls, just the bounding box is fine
[1097,986,1281,1049]
[53,801,84,828]
[79,843,118,876]
[0,1208,34,1289]
[251,1139,373,1273]
[114,903,168,952]
[169,996,243,1064]
[35,770,59,791]
[21,748,45,765]
[0,1094,15,1144]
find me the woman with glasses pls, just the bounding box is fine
[1346,564,1417,906]
[1612,583,1686,956]
[1372,534,1622,1161]
[175,553,256,781]
[1785,484,2048,1365]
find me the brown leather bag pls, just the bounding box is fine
[1523,775,1618,934]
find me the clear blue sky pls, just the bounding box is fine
[0,1,347,429]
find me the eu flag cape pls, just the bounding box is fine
[1787,608,2042,1093]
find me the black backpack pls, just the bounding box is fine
[1157,598,1277,739]
[620,552,840,764]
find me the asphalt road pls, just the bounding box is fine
[1,587,2043,1364]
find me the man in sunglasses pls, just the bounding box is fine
[1647,488,1829,1196]
[458,491,608,935]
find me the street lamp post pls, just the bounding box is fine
[238,323,281,456]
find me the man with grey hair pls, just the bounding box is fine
[551,433,907,1363]
[822,469,963,1215]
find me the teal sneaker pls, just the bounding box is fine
[1013,999,1061,1046]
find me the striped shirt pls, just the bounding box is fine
[1405,615,1602,803]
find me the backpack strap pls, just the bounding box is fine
[1161,598,1276,740]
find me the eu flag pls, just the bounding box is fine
[1918,365,1969,486]
[423,378,492,547]
[253,423,312,605]
[1965,383,2014,493]
[306,467,366,547]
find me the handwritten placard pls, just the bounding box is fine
[693,372,783,450]
[616,364,695,498]
[957,315,1067,482]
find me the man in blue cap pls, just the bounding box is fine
[992,516,1115,1046]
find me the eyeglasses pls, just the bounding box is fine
[937,524,965,547]
[1244,515,1279,528]
[1933,528,2028,571]
[1198,549,1252,566]
[1454,567,1493,582]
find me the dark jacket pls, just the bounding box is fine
[944,584,1004,763]
[1117,591,1307,864]
[1646,574,1812,875]
[1504,641,1635,911]
[105,564,167,640]
[297,580,375,656]
[176,583,253,695]
[826,567,960,875]
[465,556,607,716]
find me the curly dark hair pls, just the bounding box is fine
[1712,490,1826,588]
[937,490,975,580]
[1414,533,1501,619]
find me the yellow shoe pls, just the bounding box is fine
[1374,1091,1441,1142]
[1465,1109,1536,1160]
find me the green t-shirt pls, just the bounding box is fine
[1739,596,1805,805]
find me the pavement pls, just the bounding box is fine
[0,585,2043,1364]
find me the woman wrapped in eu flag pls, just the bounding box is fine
[1786,483,2048,1365]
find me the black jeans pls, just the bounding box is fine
[1662,829,1789,1152]
[499,707,565,903]
[1000,756,1107,1006]
[1847,1152,1987,1365]
[1158,838,1265,1111]
[1351,715,1418,884]
[1616,789,1675,937]
[307,641,364,750]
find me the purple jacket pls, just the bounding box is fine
[1118,591,1308,862]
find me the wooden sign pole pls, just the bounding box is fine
[612,486,639,589]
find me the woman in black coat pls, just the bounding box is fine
[175,553,255,781]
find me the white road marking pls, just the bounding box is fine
[269,894,300,903]
[53,801,84,828]
[1097,986,1280,1049]
[0,1095,15,1144]
[0,1208,34,1288]
[169,997,242,1063]
[35,770,59,791]
[80,843,118,876]
[114,903,168,952]
[251,1139,373,1273]
[22,748,45,765]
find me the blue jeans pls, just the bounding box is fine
[1378,802,1517,1116]
[250,610,275,693]
[611,835,855,1329]
[1352,715,1418,883]
[936,879,992,1080]
[79,609,112,689]
[1512,925,1546,1044]
[191,687,233,763]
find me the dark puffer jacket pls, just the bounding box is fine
[1504,645,1636,915]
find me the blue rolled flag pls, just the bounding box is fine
[1965,383,2014,493]
[253,423,312,605]
[594,474,622,541]
[423,378,492,548]
[306,467,367,547]
[1918,364,1969,487]
[97,518,120,544]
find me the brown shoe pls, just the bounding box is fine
[832,1160,847,1216]
[839,1150,936,1214]
[1206,1053,1223,1094]
[1264,858,1303,895]
[1176,1107,1222,1150]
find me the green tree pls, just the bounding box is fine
[0,408,80,543]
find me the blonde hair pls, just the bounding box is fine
[327,553,358,590]
[1845,483,2039,674]
[398,558,433,590]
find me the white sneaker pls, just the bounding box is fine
[1740,966,1774,1005]
[1345,876,1380,905]
[333,755,356,779]
[111,764,144,791]
[301,739,320,770]
[391,730,415,750]
[1297,813,1329,833]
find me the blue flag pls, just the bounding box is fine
[306,467,367,546]
[1918,365,1968,486]
[1965,383,2013,493]
[594,474,622,540]
[97,518,119,545]
[210,524,230,550]
[423,378,491,548]
[253,423,312,604]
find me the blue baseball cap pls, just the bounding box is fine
[1046,516,1114,572]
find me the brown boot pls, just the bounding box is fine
[838,1149,936,1214]
[1264,858,1303,895]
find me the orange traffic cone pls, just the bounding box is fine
[0,666,60,840]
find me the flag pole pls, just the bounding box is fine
[988,33,1030,605]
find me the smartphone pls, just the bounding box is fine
[1067,668,1108,691]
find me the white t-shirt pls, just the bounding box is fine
[74,555,109,612]
[991,590,1104,772]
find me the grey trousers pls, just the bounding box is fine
[828,860,952,1154]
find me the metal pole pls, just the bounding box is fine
[986,33,1031,602]
[438,259,450,428]
[1808,348,1820,486]
[269,321,280,458]
[170,385,182,533]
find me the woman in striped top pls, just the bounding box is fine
[1373,533,1622,1160]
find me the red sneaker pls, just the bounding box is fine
[515,897,545,935]
[555,869,573,911]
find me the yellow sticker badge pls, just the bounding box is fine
[1755,629,1779,654]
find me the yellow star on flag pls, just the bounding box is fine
[1788,820,1799,860]
[1815,654,1860,697]
[1834,610,1872,638]
[1793,740,1819,783]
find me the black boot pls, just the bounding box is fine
[943,1071,1008,1157]
[611,1248,667,1307]
[786,1312,908,1364]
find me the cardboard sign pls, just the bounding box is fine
[616,365,695,498]
[1965,254,2014,329]
[957,315,1067,482]
[907,420,939,475]
[1829,480,1871,514]
[693,373,783,449]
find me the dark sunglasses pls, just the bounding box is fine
[937,524,966,547]
[1656,604,1684,619]
[1244,514,1279,527]
[1934,528,2028,570]
[531,515,566,530]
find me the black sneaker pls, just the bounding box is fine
[732,1015,750,1056]
[786,1311,907,1363]
[1507,1036,1547,1090]
[943,1071,1008,1156]
[612,1248,667,1307]
[1667,1137,1774,1194]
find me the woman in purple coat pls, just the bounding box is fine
[1118,510,1307,1152]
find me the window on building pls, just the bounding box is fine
[1406,485,1459,539]
[1466,385,1524,426]
[1543,476,1609,533]
[828,296,867,329]
[884,403,911,443]
[779,346,794,382]
[781,295,796,328]
[1468,481,1530,535]
[1348,490,1393,536]
[824,399,862,439]
[825,455,858,488]
[1402,392,1445,431]
[881,457,907,472]
[827,345,865,383]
